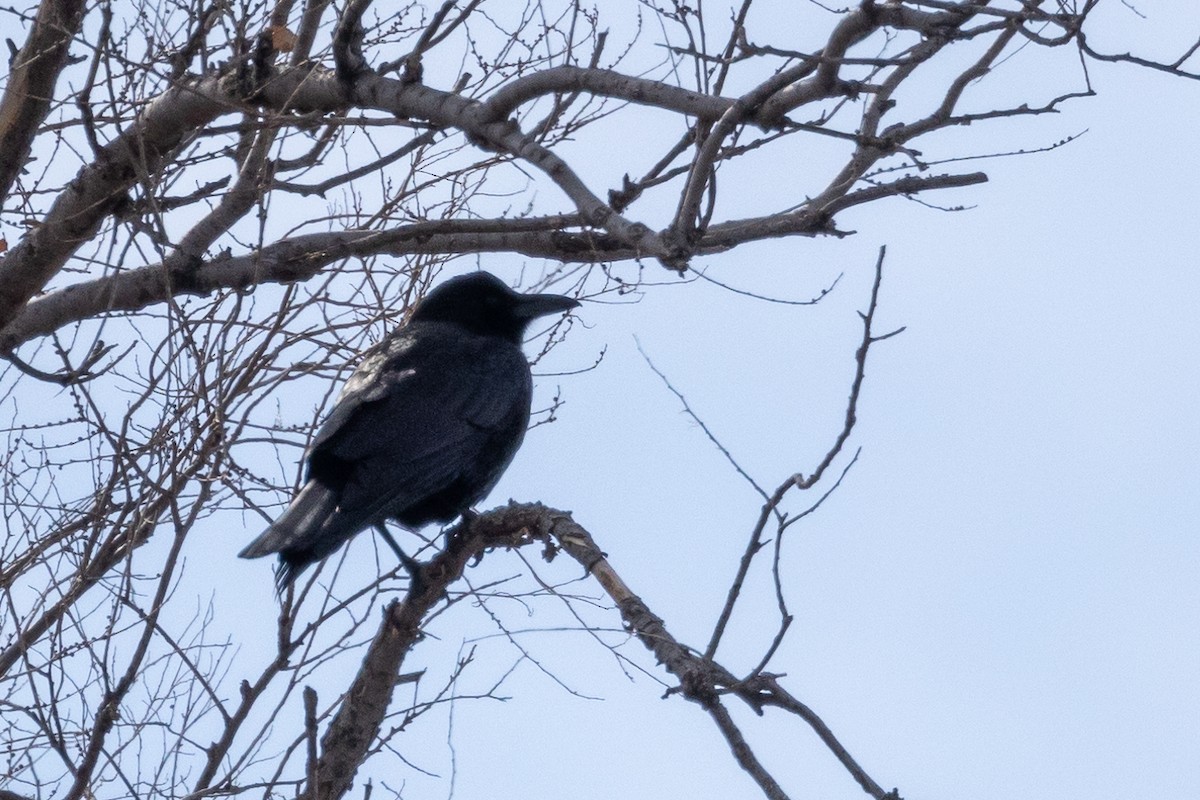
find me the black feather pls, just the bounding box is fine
[238,272,578,593]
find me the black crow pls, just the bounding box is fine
[239,272,579,590]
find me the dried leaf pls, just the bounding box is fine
[270,25,297,52]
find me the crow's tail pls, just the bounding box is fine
[239,480,340,593]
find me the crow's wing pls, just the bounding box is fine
[306,322,532,531]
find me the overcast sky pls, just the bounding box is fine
[160,4,1200,799]
[3,1,1197,798]
[456,8,1200,800]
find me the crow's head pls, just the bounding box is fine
[412,272,580,343]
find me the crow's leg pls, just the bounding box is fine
[446,508,478,548]
[375,524,425,593]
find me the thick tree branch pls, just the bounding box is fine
[0,174,987,354]
[297,502,884,800]
[0,71,239,331]
[0,0,87,204]
[332,0,372,81]
[495,503,889,800]
[755,1,980,122]
[300,506,546,800]
[480,65,749,124]
[0,60,685,334]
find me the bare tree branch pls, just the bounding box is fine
[0,3,1192,798]
[0,0,87,203]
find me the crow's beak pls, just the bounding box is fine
[512,292,580,320]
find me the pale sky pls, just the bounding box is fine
[6,3,1192,799]
[450,7,1200,799]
